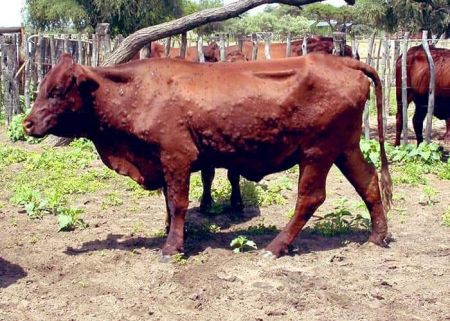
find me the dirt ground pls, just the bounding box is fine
[1,123,450,321]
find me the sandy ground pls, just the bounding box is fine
[1,121,450,321]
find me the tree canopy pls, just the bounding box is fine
[25,0,184,35]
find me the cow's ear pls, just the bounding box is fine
[73,64,99,93]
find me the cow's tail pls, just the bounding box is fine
[344,58,393,213]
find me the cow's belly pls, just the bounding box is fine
[93,134,164,190]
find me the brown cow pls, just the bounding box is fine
[232,36,357,61]
[395,45,450,145]
[23,53,392,259]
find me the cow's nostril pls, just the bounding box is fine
[23,120,34,132]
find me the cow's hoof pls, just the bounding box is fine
[199,203,211,214]
[260,249,277,259]
[264,242,290,258]
[159,252,172,263]
[231,202,244,213]
[368,233,390,248]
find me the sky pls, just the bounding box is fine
[0,0,347,27]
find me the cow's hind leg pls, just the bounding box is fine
[200,166,215,212]
[264,160,333,257]
[228,170,243,212]
[444,119,450,143]
[335,145,388,246]
[412,104,427,145]
[162,185,171,234]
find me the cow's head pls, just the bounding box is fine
[23,54,98,138]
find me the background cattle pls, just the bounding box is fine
[23,53,391,259]
[395,45,450,145]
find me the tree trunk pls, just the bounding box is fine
[102,0,354,66]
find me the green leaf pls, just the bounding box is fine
[58,214,74,231]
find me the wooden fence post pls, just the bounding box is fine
[401,32,410,145]
[219,33,226,61]
[91,34,98,66]
[49,35,56,67]
[24,34,31,110]
[263,33,271,60]
[164,37,171,57]
[302,36,308,56]
[36,34,45,86]
[332,32,346,56]
[77,33,83,64]
[363,31,376,140]
[286,33,292,57]
[0,35,21,124]
[351,37,359,59]
[380,33,388,134]
[96,23,110,64]
[63,34,69,54]
[384,35,392,125]
[251,33,258,61]
[237,36,244,52]
[180,32,187,59]
[197,35,205,63]
[139,44,151,59]
[422,30,436,144]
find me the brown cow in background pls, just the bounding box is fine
[394,45,450,146]
[24,53,391,259]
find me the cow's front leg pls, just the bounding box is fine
[264,160,332,257]
[228,170,243,212]
[161,169,190,258]
[200,166,215,212]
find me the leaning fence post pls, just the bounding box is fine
[401,32,410,145]
[422,30,436,144]
[1,35,21,124]
[197,35,205,63]
[251,33,258,61]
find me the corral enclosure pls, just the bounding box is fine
[1,13,450,321]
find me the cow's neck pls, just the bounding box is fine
[90,67,137,133]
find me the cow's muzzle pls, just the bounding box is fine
[23,117,47,138]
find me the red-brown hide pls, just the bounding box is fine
[394,45,450,145]
[24,54,391,258]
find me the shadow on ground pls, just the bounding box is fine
[64,206,373,258]
[0,257,27,288]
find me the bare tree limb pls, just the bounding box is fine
[103,0,354,66]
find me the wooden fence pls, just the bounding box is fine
[1,26,449,144]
